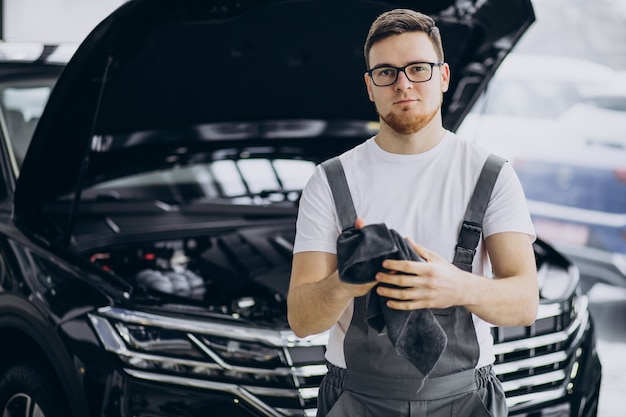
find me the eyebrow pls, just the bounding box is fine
[369,60,438,70]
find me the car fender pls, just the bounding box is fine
[0,293,91,417]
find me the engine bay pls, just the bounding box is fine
[87,225,295,326]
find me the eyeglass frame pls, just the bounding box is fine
[366,62,444,87]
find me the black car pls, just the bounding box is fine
[0,1,601,417]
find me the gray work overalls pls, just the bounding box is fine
[317,156,508,417]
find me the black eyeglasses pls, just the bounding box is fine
[367,62,443,86]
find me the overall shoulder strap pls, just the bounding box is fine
[322,154,506,271]
[321,157,357,231]
[453,154,507,272]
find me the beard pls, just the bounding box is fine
[378,93,443,135]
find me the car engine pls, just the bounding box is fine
[87,227,295,326]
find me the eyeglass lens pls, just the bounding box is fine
[370,63,435,86]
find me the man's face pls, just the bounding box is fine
[365,32,450,135]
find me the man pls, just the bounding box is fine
[287,8,538,417]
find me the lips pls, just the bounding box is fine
[394,98,418,105]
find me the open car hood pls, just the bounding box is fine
[15,0,534,217]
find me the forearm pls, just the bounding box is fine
[463,272,538,327]
[466,232,539,327]
[287,271,354,338]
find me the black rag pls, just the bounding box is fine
[337,223,447,376]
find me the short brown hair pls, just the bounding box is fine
[364,9,444,69]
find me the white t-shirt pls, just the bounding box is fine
[293,131,535,369]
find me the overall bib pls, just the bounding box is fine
[316,155,508,417]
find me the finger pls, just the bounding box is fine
[406,238,434,262]
[376,270,424,287]
[376,283,417,300]
[381,259,414,275]
[376,284,431,306]
[385,299,428,311]
[355,217,366,229]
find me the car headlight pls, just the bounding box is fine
[88,307,296,387]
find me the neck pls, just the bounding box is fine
[375,119,447,155]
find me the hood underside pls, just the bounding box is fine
[16,0,534,216]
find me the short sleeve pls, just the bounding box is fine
[483,161,536,241]
[293,164,341,254]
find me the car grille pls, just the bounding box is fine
[492,292,590,413]
[92,282,590,417]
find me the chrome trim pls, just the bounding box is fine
[89,313,294,377]
[89,314,127,351]
[535,302,562,320]
[243,385,299,398]
[494,326,570,355]
[95,306,328,348]
[495,295,592,411]
[188,333,292,376]
[292,364,327,378]
[505,386,567,409]
[187,333,231,368]
[118,350,221,370]
[125,369,283,417]
[501,370,566,392]
[493,296,588,355]
[298,387,320,400]
[493,351,568,375]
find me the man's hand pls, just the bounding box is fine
[374,238,466,310]
[355,217,366,229]
[287,217,377,337]
[373,233,538,327]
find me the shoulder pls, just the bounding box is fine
[335,137,373,165]
[302,138,373,205]
[448,131,493,160]
[441,132,502,181]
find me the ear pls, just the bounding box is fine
[364,72,375,102]
[440,63,451,93]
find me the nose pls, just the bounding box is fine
[394,69,413,89]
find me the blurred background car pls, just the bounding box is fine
[0,43,73,167]
[459,53,626,292]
